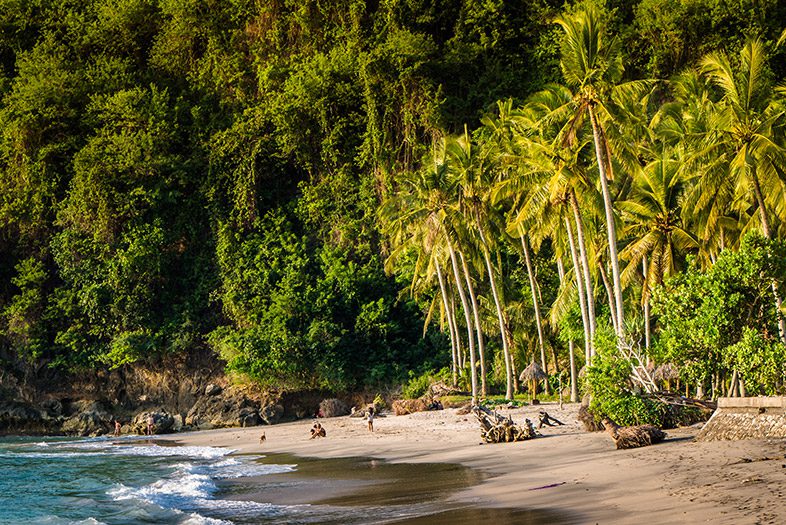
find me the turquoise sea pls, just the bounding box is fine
[0,436,575,525]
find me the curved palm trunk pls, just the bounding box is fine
[750,171,786,344]
[446,239,478,404]
[449,292,464,371]
[459,251,487,397]
[566,217,591,364]
[483,247,513,399]
[476,228,513,399]
[435,262,458,386]
[570,190,596,356]
[642,256,651,353]
[588,106,624,339]
[520,234,548,382]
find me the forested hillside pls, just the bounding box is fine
[2,0,786,404]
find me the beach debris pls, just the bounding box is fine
[392,398,428,415]
[391,397,442,415]
[528,482,566,490]
[259,431,266,443]
[602,418,666,449]
[473,405,538,443]
[537,410,565,429]
[455,403,473,416]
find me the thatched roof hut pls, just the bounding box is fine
[653,363,679,382]
[519,361,547,382]
[520,361,547,403]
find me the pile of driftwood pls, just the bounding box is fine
[473,405,538,443]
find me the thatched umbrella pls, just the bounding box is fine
[519,361,547,404]
[653,363,679,391]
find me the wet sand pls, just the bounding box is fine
[221,453,575,524]
[162,402,786,524]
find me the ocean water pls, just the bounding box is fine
[0,436,301,525]
[0,436,576,525]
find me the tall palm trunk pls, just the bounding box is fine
[750,170,786,344]
[566,217,591,363]
[503,313,520,393]
[520,234,547,383]
[642,255,651,352]
[459,251,487,397]
[449,292,464,370]
[435,262,458,386]
[569,339,578,402]
[476,226,513,399]
[446,239,478,404]
[570,190,596,355]
[588,106,624,339]
[598,263,619,333]
[557,259,578,402]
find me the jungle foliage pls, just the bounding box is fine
[1,0,785,395]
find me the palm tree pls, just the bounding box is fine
[618,148,699,348]
[445,130,515,399]
[690,39,786,342]
[555,6,634,341]
[379,160,481,402]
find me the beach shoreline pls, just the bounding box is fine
[160,402,786,524]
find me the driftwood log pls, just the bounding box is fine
[473,406,538,443]
[537,410,565,429]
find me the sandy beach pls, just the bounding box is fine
[161,403,786,524]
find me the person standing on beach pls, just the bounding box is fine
[367,405,374,432]
[114,419,122,437]
[146,414,155,436]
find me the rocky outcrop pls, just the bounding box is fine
[132,410,175,434]
[185,389,283,429]
[0,350,353,436]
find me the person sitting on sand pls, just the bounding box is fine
[114,419,122,437]
[310,421,326,439]
[367,406,375,432]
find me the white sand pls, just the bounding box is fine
[160,403,786,524]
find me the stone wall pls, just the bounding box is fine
[696,397,786,441]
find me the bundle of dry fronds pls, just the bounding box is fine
[392,398,427,415]
[602,418,666,449]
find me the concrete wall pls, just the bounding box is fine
[696,397,786,441]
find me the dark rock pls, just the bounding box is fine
[205,384,222,396]
[132,410,175,435]
[259,403,284,425]
[40,399,63,418]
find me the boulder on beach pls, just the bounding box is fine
[132,410,175,435]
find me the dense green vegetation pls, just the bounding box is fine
[1,0,785,403]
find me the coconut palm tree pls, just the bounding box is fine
[618,148,699,349]
[554,6,648,341]
[445,130,515,399]
[689,39,786,342]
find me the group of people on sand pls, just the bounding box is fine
[308,404,376,439]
